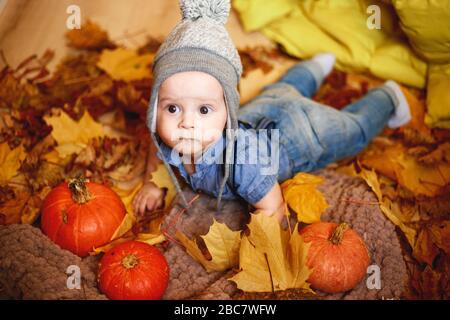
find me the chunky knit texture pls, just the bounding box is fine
[0,170,407,300]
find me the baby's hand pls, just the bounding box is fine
[132,181,166,217]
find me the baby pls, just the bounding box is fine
[132,0,411,223]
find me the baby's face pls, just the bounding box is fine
[156,71,227,160]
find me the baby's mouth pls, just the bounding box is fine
[178,137,198,142]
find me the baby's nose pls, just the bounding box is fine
[180,112,196,129]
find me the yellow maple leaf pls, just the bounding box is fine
[97,48,154,81]
[230,212,291,290]
[150,163,176,210]
[280,172,329,223]
[44,110,104,159]
[228,211,313,293]
[42,149,71,167]
[287,223,313,289]
[201,219,242,268]
[0,143,26,184]
[111,179,142,217]
[175,218,242,272]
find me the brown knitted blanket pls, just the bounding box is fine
[0,169,407,300]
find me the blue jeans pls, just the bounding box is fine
[237,60,396,174]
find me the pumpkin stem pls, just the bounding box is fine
[122,254,139,269]
[329,223,349,245]
[68,175,91,204]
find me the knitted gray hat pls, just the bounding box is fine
[147,0,243,213]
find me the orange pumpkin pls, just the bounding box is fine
[299,222,370,293]
[41,176,125,257]
[98,241,169,300]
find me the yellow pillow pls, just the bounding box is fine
[235,0,426,87]
[392,0,450,63]
[370,39,427,88]
[233,0,297,31]
[425,63,450,129]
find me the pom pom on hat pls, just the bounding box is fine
[180,0,230,24]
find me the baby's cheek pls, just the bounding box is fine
[202,127,223,143]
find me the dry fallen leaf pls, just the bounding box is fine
[0,186,49,225]
[116,83,148,115]
[417,143,450,166]
[406,259,450,299]
[44,109,105,158]
[228,211,312,293]
[413,227,440,266]
[175,218,242,272]
[0,192,26,225]
[91,231,135,255]
[281,172,329,223]
[136,232,167,246]
[0,143,26,184]
[149,163,176,211]
[428,220,450,255]
[66,19,114,50]
[21,186,51,224]
[360,141,450,198]
[96,48,154,81]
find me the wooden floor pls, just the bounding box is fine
[0,0,298,103]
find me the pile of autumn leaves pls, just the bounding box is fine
[0,20,449,299]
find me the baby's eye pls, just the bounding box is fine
[199,105,212,115]
[166,104,180,114]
